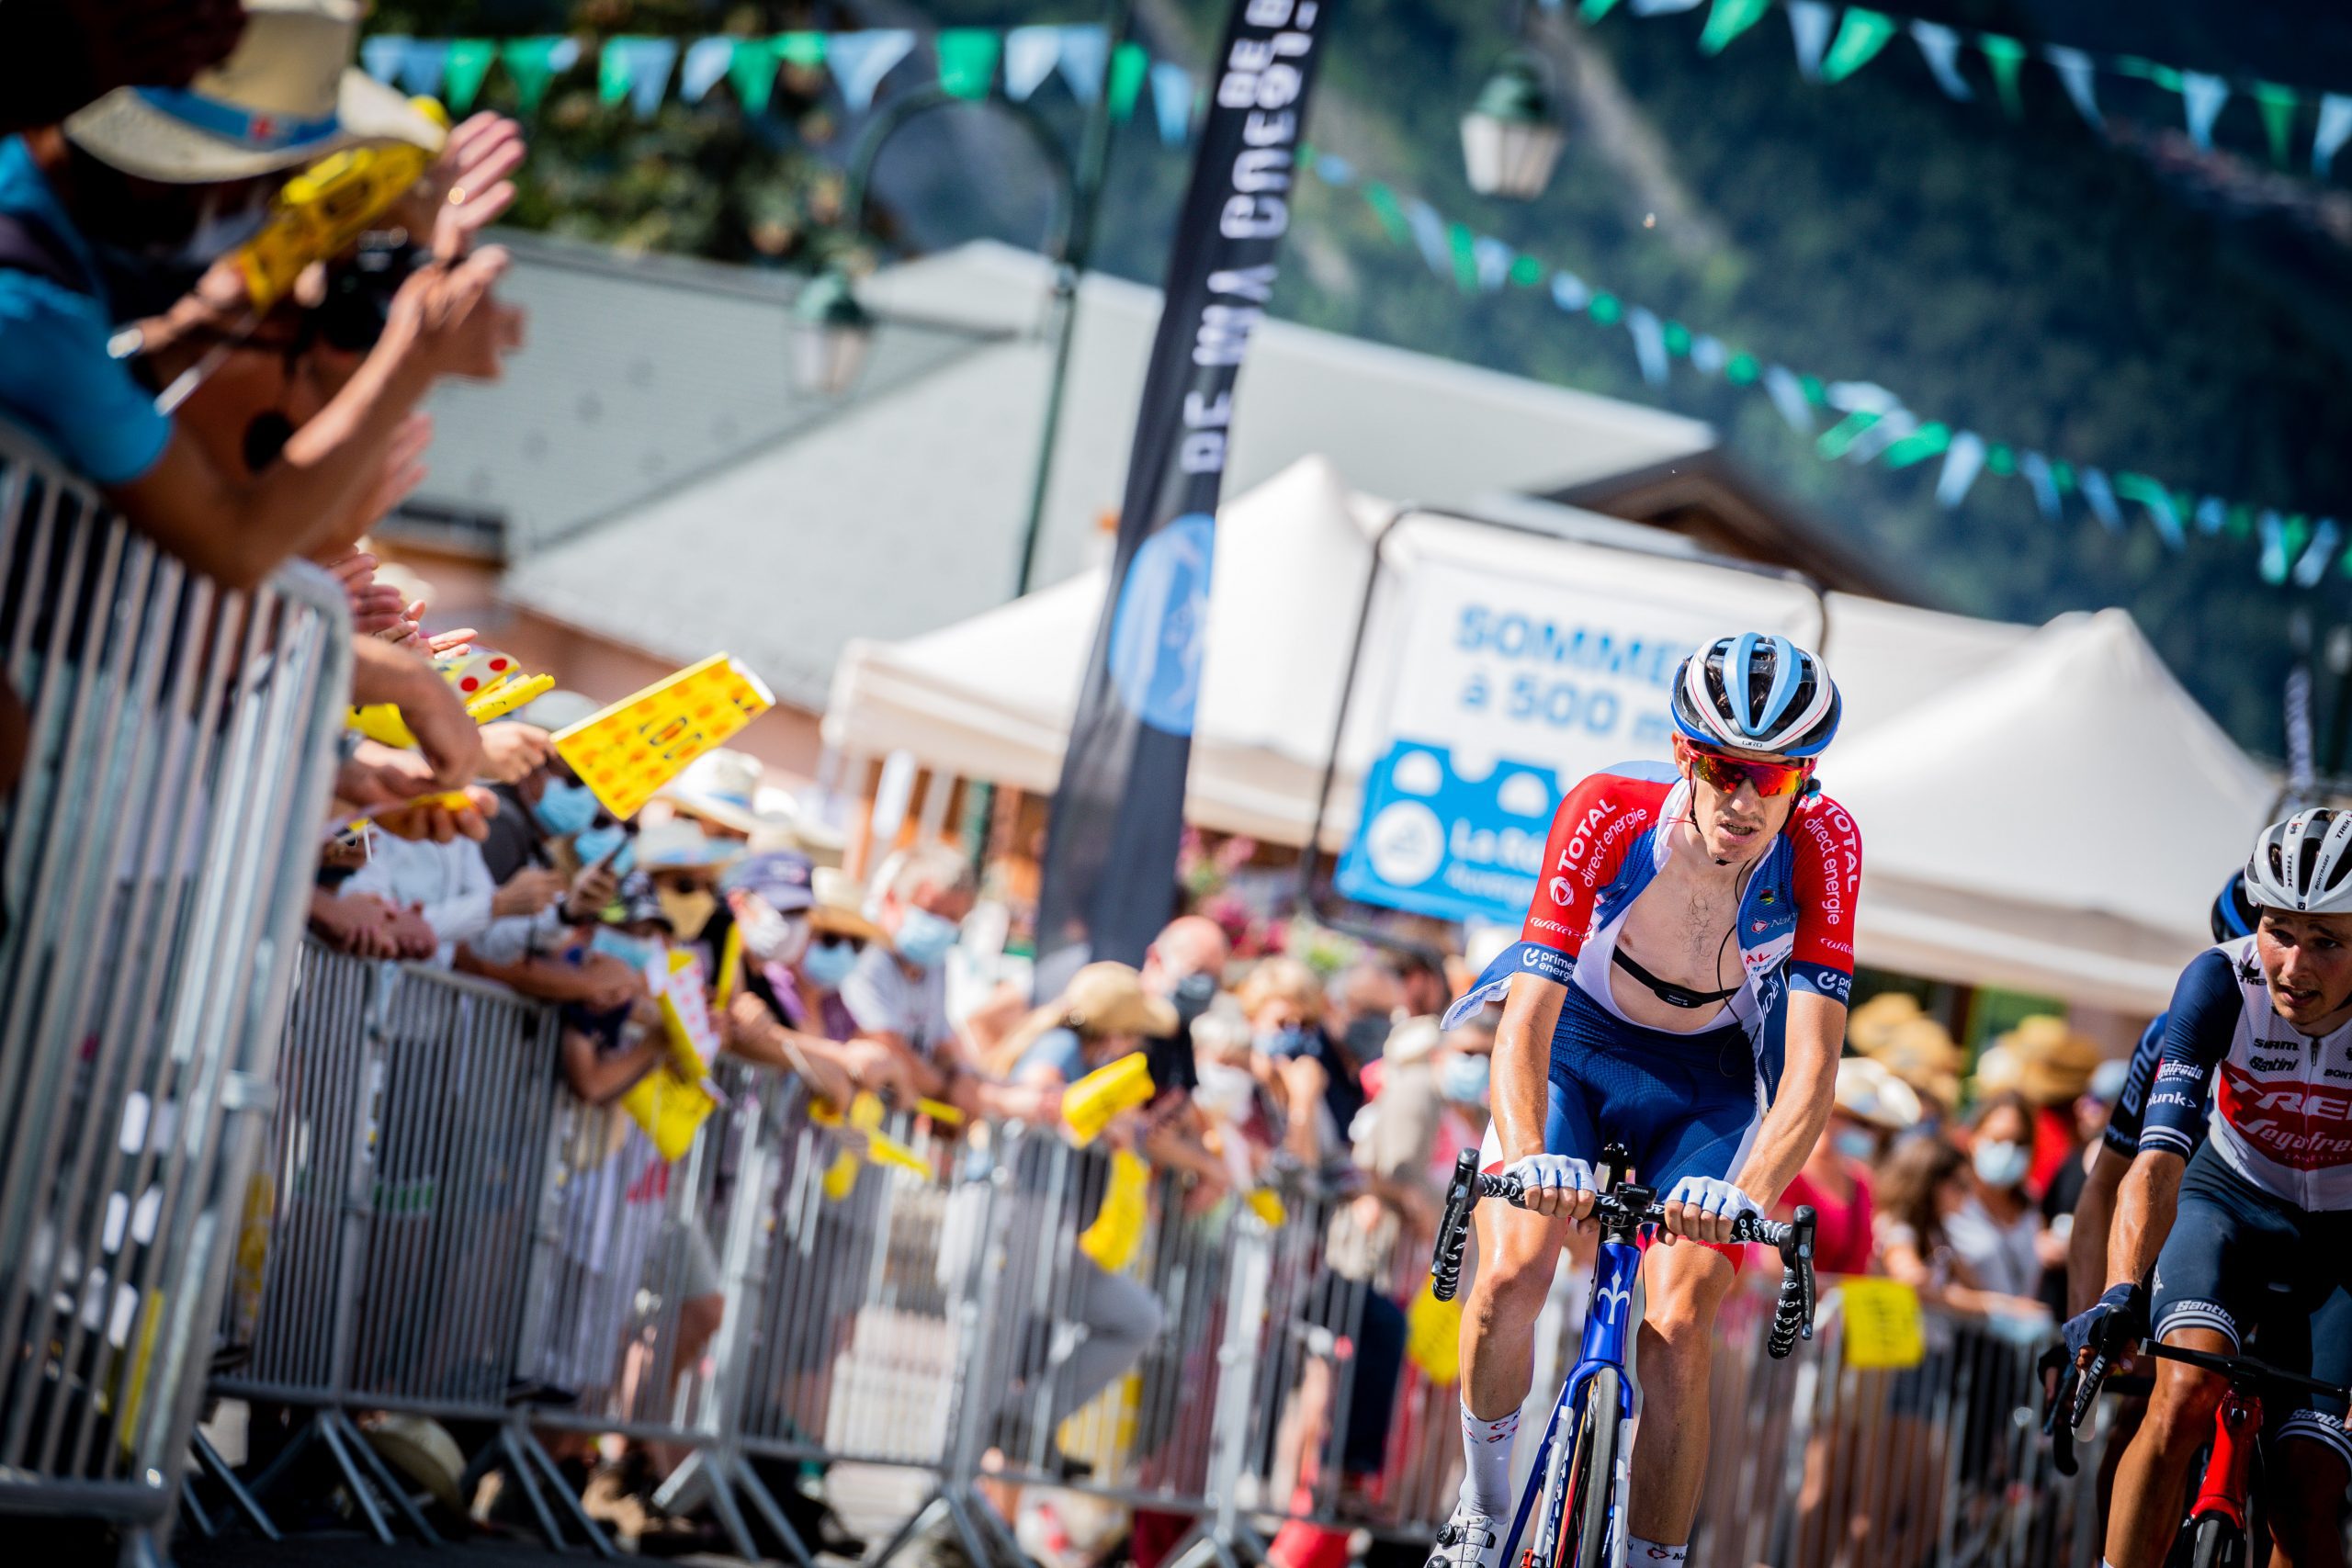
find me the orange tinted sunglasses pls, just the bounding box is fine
[1679,739,1814,798]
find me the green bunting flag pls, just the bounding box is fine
[1306,150,2335,587]
[1976,33,2027,120]
[1698,0,1772,56]
[776,32,827,70]
[936,29,1001,101]
[1817,8,1896,85]
[444,39,496,114]
[498,37,571,115]
[1108,40,1150,120]
[2256,83,2300,166]
[728,39,782,115]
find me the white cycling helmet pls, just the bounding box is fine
[2243,808,2352,916]
[1671,633,1842,758]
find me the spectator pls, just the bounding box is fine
[839,844,978,1103]
[0,0,243,137]
[0,0,518,590]
[802,865,885,1039]
[339,831,563,967]
[632,816,738,945]
[1238,956,1364,1169]
[1326,958,1404,1071]
[709,849,895,1108]
[1946,1090,2046,1303]
[2006,1015,2103,1196]
[1191,997,1280,1187]
[1430,1010,1497,1152]
[1385,944,1453,1023]
[1872,1134,2045,1320]
[1774,1058,1917,1278]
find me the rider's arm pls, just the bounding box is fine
[1494,973,1580,1217]
[2102,952,2235,1293]
[1727,988,1844,1213]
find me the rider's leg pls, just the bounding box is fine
[2102,1329,2233,1568]
[1457,1197,1569,1512]
[2267,1433,2350,1568]
[1622,1238,1737,1549]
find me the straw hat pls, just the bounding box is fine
[66,1,446,184]
[358,1412,466,1515]
[808,866,885,943]
[663,749,785,838]
[2003,1015,2106,1106]
[1062,963,1180,1039]
[634,816,740,872]
[1834,1056,1923,1132]
[1971,1042,2025,1099]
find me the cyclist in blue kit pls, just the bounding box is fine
[1429,634,1861,1568]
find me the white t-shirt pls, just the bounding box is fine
[1942,1194,2041,1300]
[840,943,955,1060]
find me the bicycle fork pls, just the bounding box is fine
[2189,1384,2263,1537]
[1504,1236,1641,1568]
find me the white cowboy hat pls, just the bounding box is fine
[66,0,446,185]
[663,749,779,838]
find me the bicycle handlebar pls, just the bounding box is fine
[2041,1320,2352,1477]
[1428,1151,1818,1359]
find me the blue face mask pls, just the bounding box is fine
[1832,1126,1879,1164]
[534,777,598,836]
[1973,1139,2030,1190]
[801,936,860,991]
[572,823,636,875]
[1439,1053,1491,1105]
[1256,1024,1317,1060]
[891,906,960,971]
[590,927,662,976]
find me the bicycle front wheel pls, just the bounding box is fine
[2188,1512,2241,1568]
[1558,1367,1625,1568]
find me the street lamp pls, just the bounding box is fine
[1461,51,1565,199]
[792,265,875,397]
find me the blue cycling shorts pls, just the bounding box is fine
[2151,1143,2352,1470]
[1479,984,1763,1197]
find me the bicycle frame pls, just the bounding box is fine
[2188,1381,2263,1536]
[1498,1233,1641,1568]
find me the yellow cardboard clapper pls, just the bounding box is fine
[553,653,775,820]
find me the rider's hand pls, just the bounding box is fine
[1502,1154,1598,1224]
[1660,1175,1762,1245]
[2063,1281,2147,1373]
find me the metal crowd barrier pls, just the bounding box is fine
[0,429,353,1565]
[210,944,2120,1568]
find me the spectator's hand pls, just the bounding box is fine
[372,784,497,843]
[578,951,643,1013]
[492,866,567,920]
[393,657,485,789]
[1001,1081,1062,1127]
[1182,1167,1230,1219]
[723,991,775,1051]
[395,113,526,247]
[423,626,477,659]
[478,722,553,784]
[565,859,620,921]
[839,1036,912,1101]
[387,207,524,383]
[385,903,437,960]
[310,890,392,956]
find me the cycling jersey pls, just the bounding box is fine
[2103,1012,2211,1161]
[2140,938,2352,1211]
[1446,763,1863,1063]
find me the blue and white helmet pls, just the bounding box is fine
[1671,634,1842,758]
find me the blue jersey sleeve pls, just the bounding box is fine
[2140,951,2237,1160]
[0,273,171,485]
[2103,1013,2167,1158]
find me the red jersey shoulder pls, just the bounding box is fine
[1522,772,1670,951]
[1790,792,1862,931]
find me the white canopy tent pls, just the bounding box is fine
[824,457,2270,1013]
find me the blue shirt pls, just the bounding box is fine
[0,138,172,484]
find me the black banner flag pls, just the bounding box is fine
[1035,0,1336,973]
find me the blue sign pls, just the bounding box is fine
[1336,740,1564,927]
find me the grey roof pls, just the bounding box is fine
[496,241,1719,712]
[409,234,990,553]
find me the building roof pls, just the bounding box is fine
[487,240,1721,712]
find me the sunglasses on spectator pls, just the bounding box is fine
[1679,739,1814,798]
[813,931,866,953]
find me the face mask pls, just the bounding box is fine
[801,936,860,990]
[891,906,960,971]
[533,777,598,836]
[1832,1127,1879,1164]
[1256,1024,1316,1061]
[590,927,662,977]
[1438,1053,1491,1105]
[1973,1139,2030,1190]
[572,823,636,875]
[1193,1062,1257,1122]
[740,904,808,965]
[659,888,717,937]
[1344,1015,1393,1061]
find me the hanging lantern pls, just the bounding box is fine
[1461,52,1566,200]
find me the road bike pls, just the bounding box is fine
[1429,1145,1817,1568]
[2052,1330,2352,1568]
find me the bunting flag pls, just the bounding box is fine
[1299,152,2344,586]
[1003,25,1062,101]
[936,28,1001,101]
[1109,41,1151,119]
[600,37,677,119]
[828,30,916,113]
[396,39,450,99]
[1575,0,2352,182]
[445,39,497,113]
[680,37,734,105]
[1149,62,1195,147]
[499,37,579,115]
[727,39,783,116]
[1056,25,1110,104]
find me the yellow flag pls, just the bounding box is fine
[552,654,775,820]
[1406,1279,1464,1384]
[1838,1277,1926,1370]
[1078,1149,1151,1272]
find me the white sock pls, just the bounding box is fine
[1458,1404,1520,1516]
[1626,1540,1688,1565]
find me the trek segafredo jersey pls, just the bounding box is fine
[1444,762,1863,1055]
[2142,935,2352,1211]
